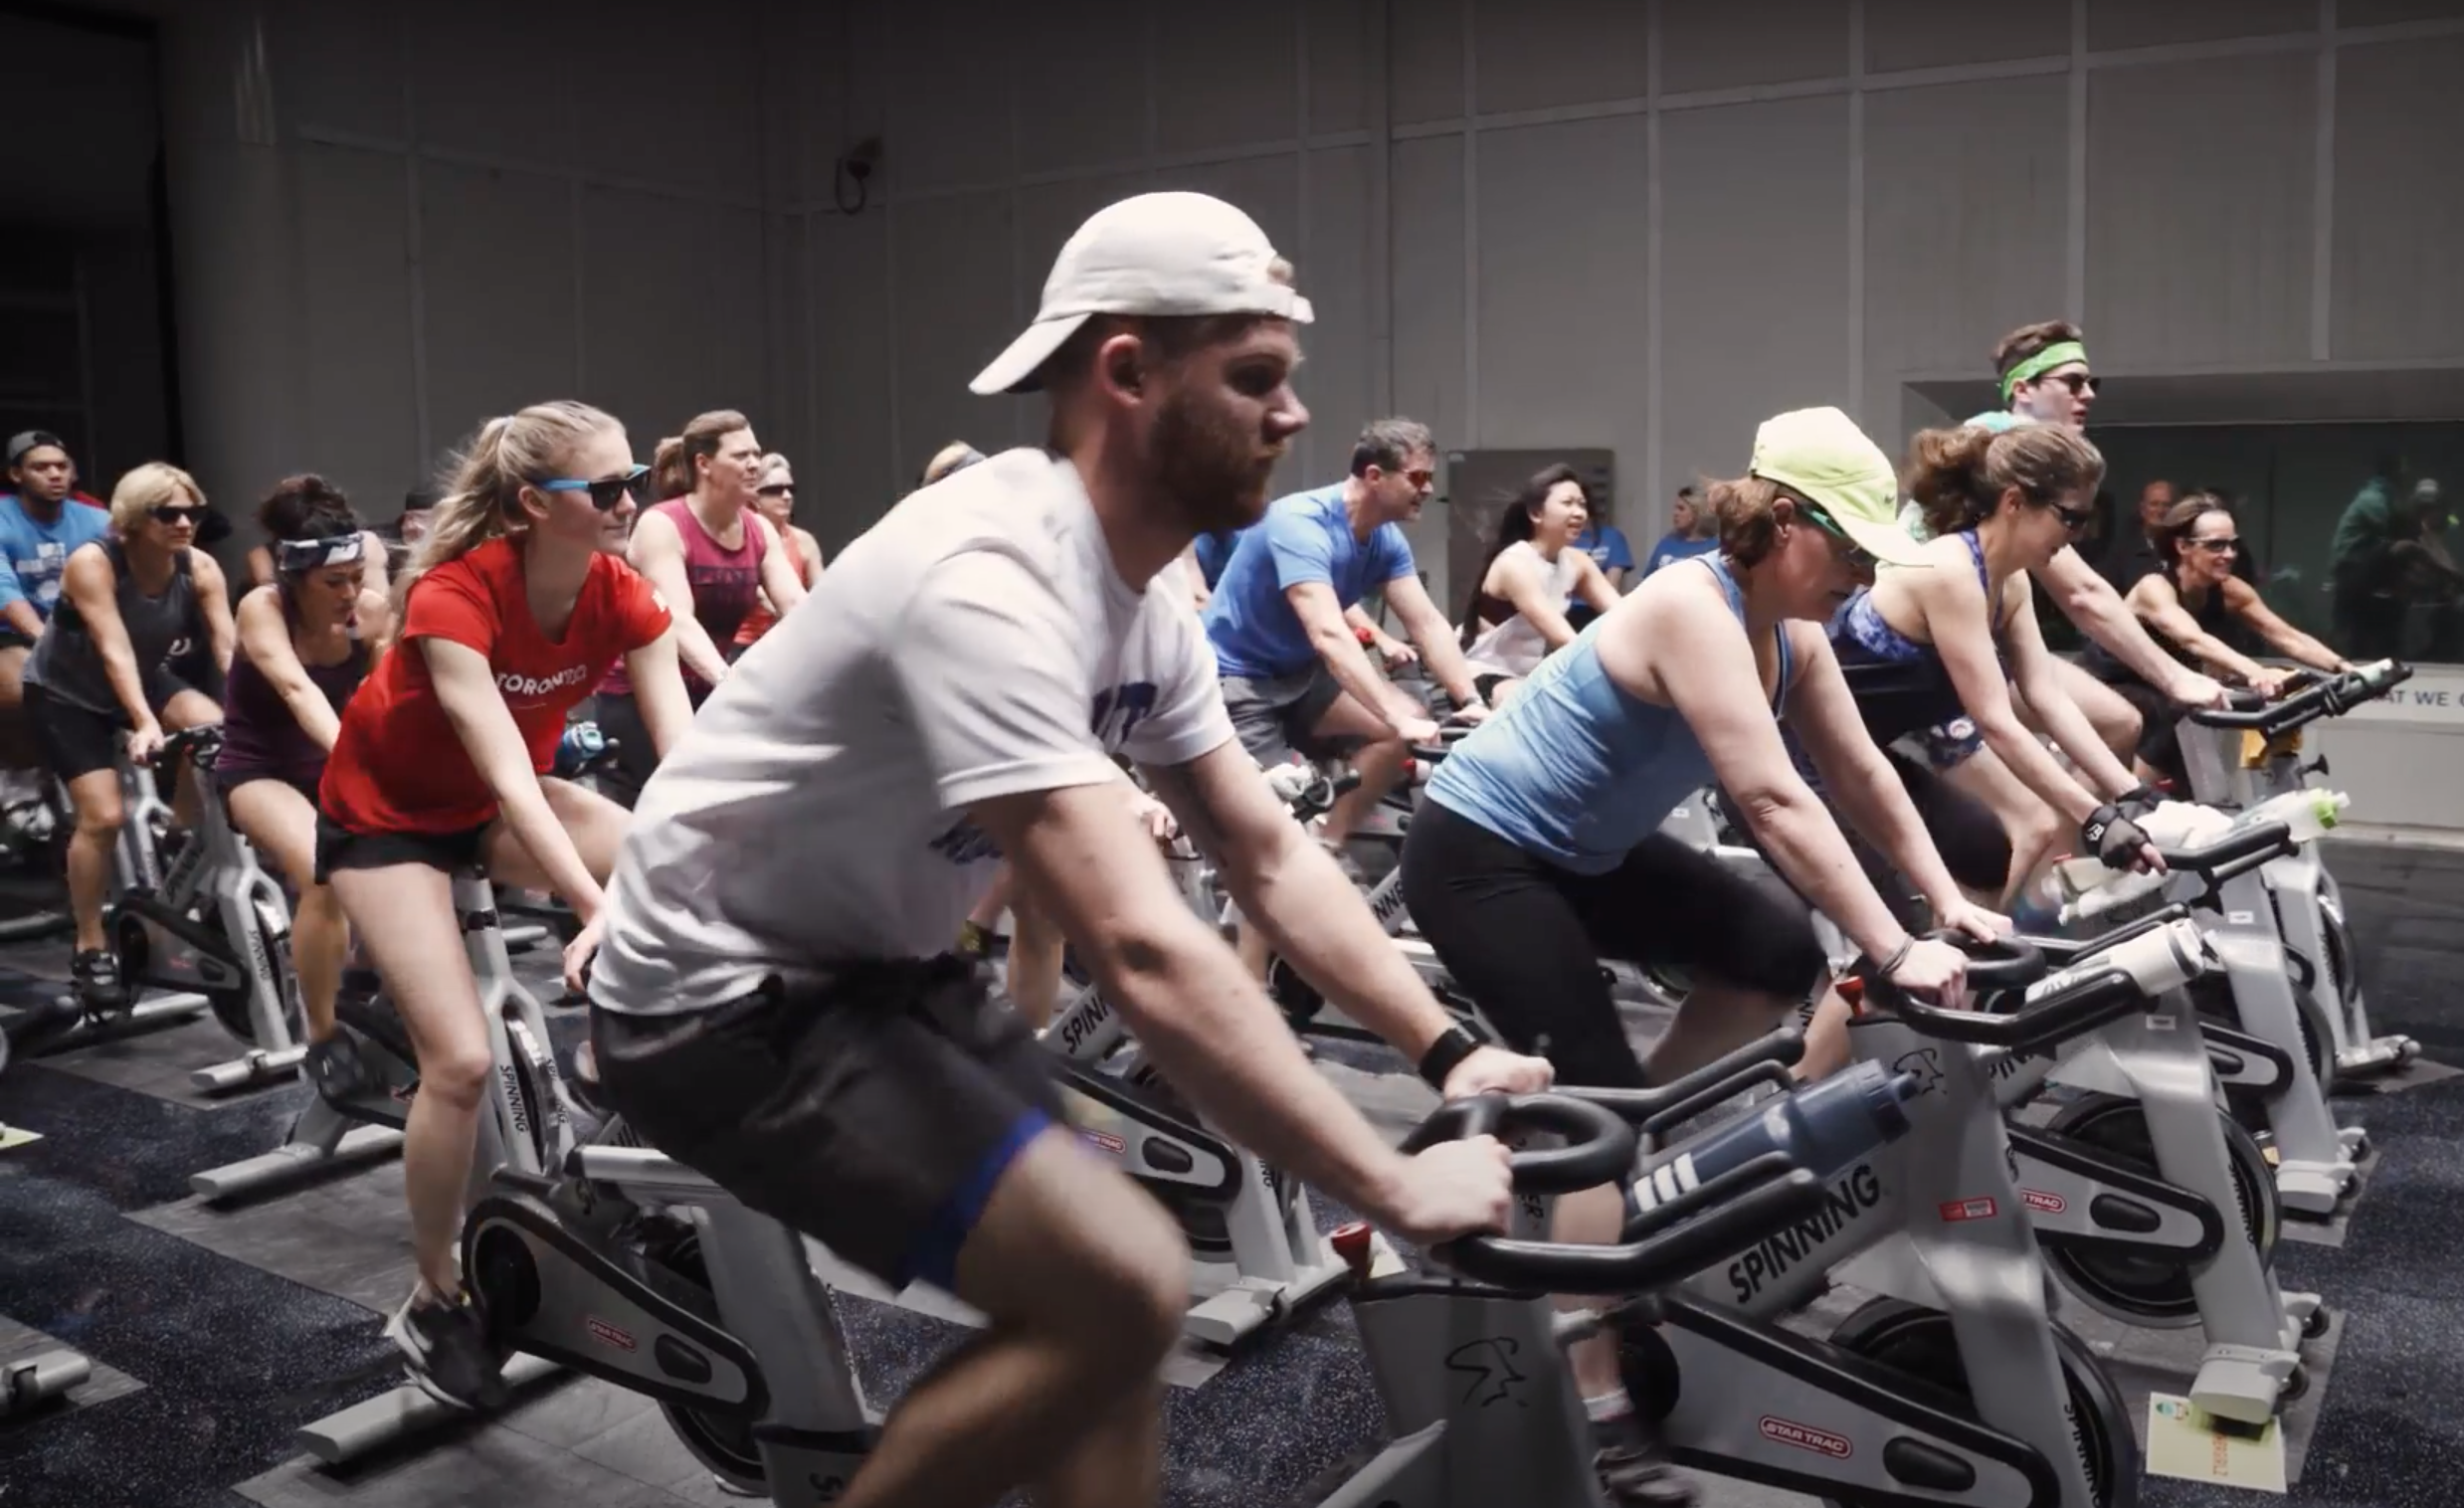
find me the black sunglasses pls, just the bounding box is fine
[531,464,650,512]
[2047,499,2096,533]
[152,504,208,525]
[756,482,794,497]
[2042,371,2099,398]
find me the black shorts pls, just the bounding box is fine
[590,956,1064,1293]
[1400,799,1827,1089]
[312,810,491,884]
[2108,678,2186,790]
[23,667,212,783]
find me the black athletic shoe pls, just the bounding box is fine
[71,950,129,1019]
[385,1288,508,1412]
[1596,1417,1698,1508]
[304,1034,372,1105]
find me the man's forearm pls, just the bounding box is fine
[1092,900,1406,1217]
[2048,551,2181,684]
[1222,824,1453,1063]
[1412,619,1482,705]
[1316,631,1418,726]
[0,602,40,640]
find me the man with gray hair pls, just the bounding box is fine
[1202,417,1488,857]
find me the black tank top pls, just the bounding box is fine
[24,539,203,714]
[2083,565,2237,688]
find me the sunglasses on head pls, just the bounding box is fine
[152,504,208,525]
[531,464,650,512]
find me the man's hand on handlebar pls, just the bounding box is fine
[1381,1136,1516,1244]
[1373,634,1419,672]
[2241,665,2297,698]
[1125,788,1178,844]
[1887,938,1973,1012]
[1395,713,1443,746]
[125,717,167,766]
[2162,668,2230,710]
[1439,1043,1556,1100]
[1450,697,1492,726]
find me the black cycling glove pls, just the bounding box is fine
[2116,784,2164,821]
[2081,804,2153,868]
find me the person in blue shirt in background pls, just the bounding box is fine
[1563,488,1635,631]
[1641,484,1719,579]
[0,432,113,770]
[1203,417,1489,865]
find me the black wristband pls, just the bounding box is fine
[1417,1021,1490,1091]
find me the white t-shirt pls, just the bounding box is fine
[592,448,1237,1016]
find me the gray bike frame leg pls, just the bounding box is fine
[1845,1020,2107,1508]
[2206,873,2354,1214]
[2101,1004,2301,1420]
[702,1206,880,1507]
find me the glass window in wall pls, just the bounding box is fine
[2074,422,2464,667]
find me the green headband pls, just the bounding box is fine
[1999,340,2088,403]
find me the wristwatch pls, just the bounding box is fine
[1417,1020,1493,1091]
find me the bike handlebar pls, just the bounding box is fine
[2187,659,2411,736]
[1401,1091,1639,1195]
[1857,928,2164,1052]
[151,723,225,769]
[1435,1154,1826,1295]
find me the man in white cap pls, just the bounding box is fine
[585,191,1547,1508]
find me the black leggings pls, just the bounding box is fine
[1400,801,1827,1090]
[1880,747,2010,896]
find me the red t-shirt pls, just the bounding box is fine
[319,537,670,835]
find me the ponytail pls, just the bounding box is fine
[651,436,690,500]
[1902,423,2106,538]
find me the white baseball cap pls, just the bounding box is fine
[969,191,1313,396]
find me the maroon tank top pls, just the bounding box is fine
[601,496,768,700]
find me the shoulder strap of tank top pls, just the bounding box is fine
[1959,529,1988,594]
[101,536,127,579]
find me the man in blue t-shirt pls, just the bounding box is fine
[1203,417,1488,850]
[0,432,112,765]
[1640,485,1717,579]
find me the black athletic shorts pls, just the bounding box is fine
[24,671,212,784]
[312,810,491,883]
[2108,679,2187,791]
[589,690,657,810]
[1400,799,1827,1089]
[591,955,1065,1294]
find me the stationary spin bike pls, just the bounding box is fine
[1041,937,1358,1350]
[105,725,322,1092]
[1609,927,2232,1508]
[2176,660,2417,1086]
[4,734,211,1057]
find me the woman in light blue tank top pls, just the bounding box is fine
[1397,407,2011,1501]
[1839,423,2166,915]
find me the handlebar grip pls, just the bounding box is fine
[1920,930,2044,989]
[1866,967,2145,1052]
[2154,820,2294,874]
[1567,1029,1807,1131]
[1435,1154,1823,1295]
[1400,1092,1639,1196]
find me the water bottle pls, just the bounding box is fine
[1629,1059,1921,1220]
[2049,790,2348,922]
[555,721,608,779]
